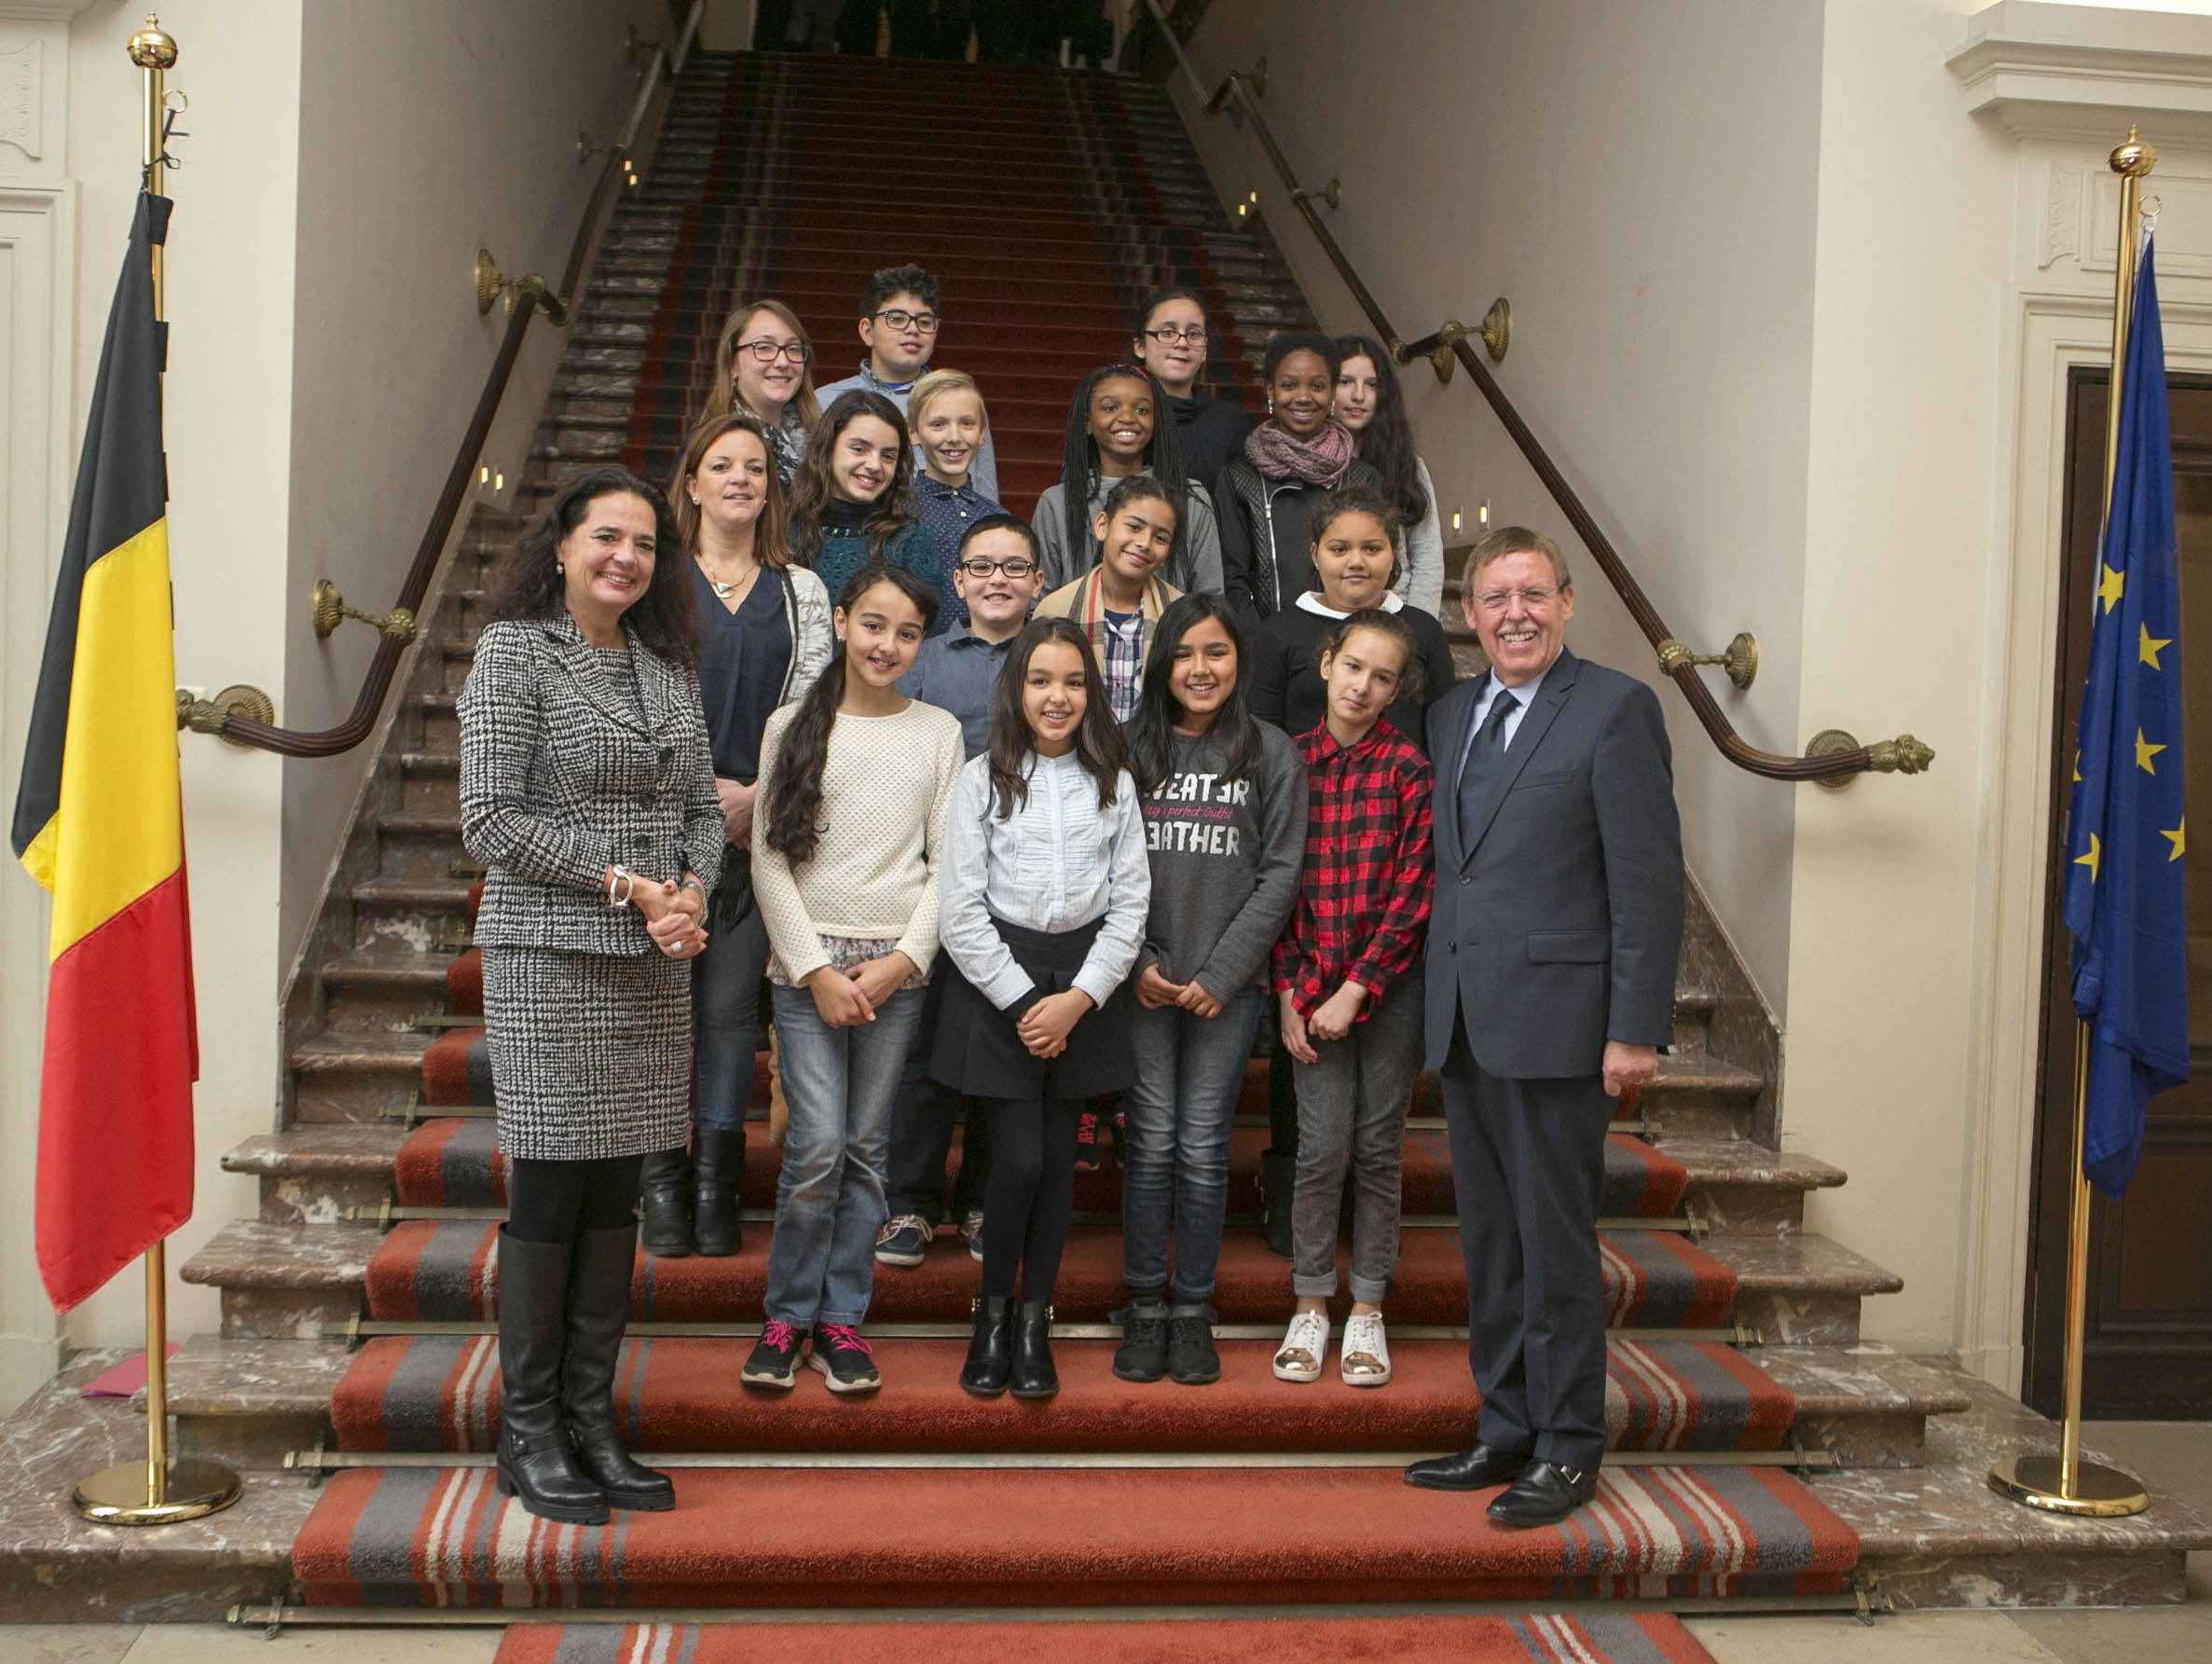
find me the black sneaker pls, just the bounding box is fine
[1166,1303,1220,1385]
[741,1319,804,1389]
[1073,1111,1102,1172]
[809,1324,881,1394]
[1111,1300,1168,1382]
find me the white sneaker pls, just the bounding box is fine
[1340,1311,1391,1387]
[1272,1308,1331,1382]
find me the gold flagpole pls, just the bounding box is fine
[1988,128,2155,1520]
[70,13,239,1530]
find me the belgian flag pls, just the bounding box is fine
[9,190,198,1313]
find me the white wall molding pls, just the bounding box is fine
[1953,1,2212,142]
[0,178,76,1412]
[0,4,75,185]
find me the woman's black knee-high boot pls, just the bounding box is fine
[494,1228,610,1524]
[560,1222,673,1511]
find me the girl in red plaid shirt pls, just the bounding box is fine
[1270,609,1435,1389]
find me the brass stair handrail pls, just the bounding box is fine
[1133,1,1927,786]
[189,2,705,758]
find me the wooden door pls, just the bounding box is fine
[2027,369,2212,1418]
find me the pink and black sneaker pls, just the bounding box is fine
[809,1324,881,1394]
[742,1319,804,1389]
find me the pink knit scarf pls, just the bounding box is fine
[1243,417,1355,487]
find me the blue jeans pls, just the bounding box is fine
[762,981,924,1328]
[692,901,768,1133]
[1119,985,1265,1302]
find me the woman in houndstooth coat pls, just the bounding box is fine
[458,464,722,1529]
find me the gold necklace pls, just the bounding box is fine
[696,550,758,601]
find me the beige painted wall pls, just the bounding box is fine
[277,0,670,976]
[1176,0,1824,1009]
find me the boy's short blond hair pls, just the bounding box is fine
[908,368,987,432]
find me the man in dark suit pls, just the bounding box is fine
[1404,527,1683,1525]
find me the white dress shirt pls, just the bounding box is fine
[939,749,1152,1011]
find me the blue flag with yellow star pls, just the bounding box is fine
[2063,239,2189,1198]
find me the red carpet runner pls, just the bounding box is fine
[494,1614,1721,1663]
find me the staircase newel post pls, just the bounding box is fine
[1987,129,2157,1521]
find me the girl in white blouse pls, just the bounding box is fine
[933,617,1151,1400]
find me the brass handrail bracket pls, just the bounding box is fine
[1656,632,1758,691]
[474,248,571,327]
[1396,299,1512,379]
[311,579,418,644]
[176,684,275,748]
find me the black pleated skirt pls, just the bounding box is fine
[930,914,1135,1102]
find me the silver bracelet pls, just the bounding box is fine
[678,876,703,896]
[607,865,634,908]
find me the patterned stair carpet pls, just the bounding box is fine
[493,1614,1721,1664]
[329,1334,1792,1455]
[295,1464,1854,1608]
[361,1219,1737,1329]
[392,1114,1689,1219]
[614,54,1266,515]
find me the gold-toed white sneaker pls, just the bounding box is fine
[1340,1311,1391,1387]
[1271,1308,1330,1383]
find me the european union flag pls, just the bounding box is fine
[2063,239,2190,1199]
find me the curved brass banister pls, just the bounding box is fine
[1136,5,1927,785]
[189,4,703,758]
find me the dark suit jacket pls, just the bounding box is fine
[1422,648,1683,1078]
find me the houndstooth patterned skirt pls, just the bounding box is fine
[480,945,691,1161]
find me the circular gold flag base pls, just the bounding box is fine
[73,1458,242,1526]
[1988,1454,2149,1518]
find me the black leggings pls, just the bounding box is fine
[506,1153,645,1244]
[978,1095,1083,1300]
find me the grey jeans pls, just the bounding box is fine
[1289,972,1422,1303]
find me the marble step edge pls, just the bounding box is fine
[149,1332,1971,1427]
[176,1219,1903,1301]
[221,1123,1846,1201]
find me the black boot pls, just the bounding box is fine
[1010,1300,1057,1399]
[638,1147,693,1258]
[690,1126,743,1258]
[560,1222,673,1512]
[958,1294,1015,1397]
[493,1229,609,1525]
[1259,1151,1296,1260]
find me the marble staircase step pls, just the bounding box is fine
[179,1219,1900,1346]
[155,1334,1968,1473]
[223,1121,1846,1235]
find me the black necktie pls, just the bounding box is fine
[1456,688,1518,838]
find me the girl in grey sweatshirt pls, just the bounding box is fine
[1114,593,1307,1385]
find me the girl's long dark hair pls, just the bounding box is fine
[760,562,941,866]
[1060,363,1189,578]
[985,617,1130,820]
[484,465,698,667]
[787,390,916,569]
[1128,593,1264,795]
[1336,334,1428,527]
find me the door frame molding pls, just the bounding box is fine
[1960,288,2212,1394]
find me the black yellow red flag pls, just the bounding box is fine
[9,190,198,1313]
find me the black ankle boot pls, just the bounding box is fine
[1010,1300,1057,1399]
[690,1126,743,1258]
[638,1147,693,1258]
[494,1229,609,1525]
[958,1294,1015,1397]
[560,1223,673,1512]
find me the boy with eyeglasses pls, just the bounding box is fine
[817,264,1001,502]
[874,516,1046,1266]
[1131,286,1251,497]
